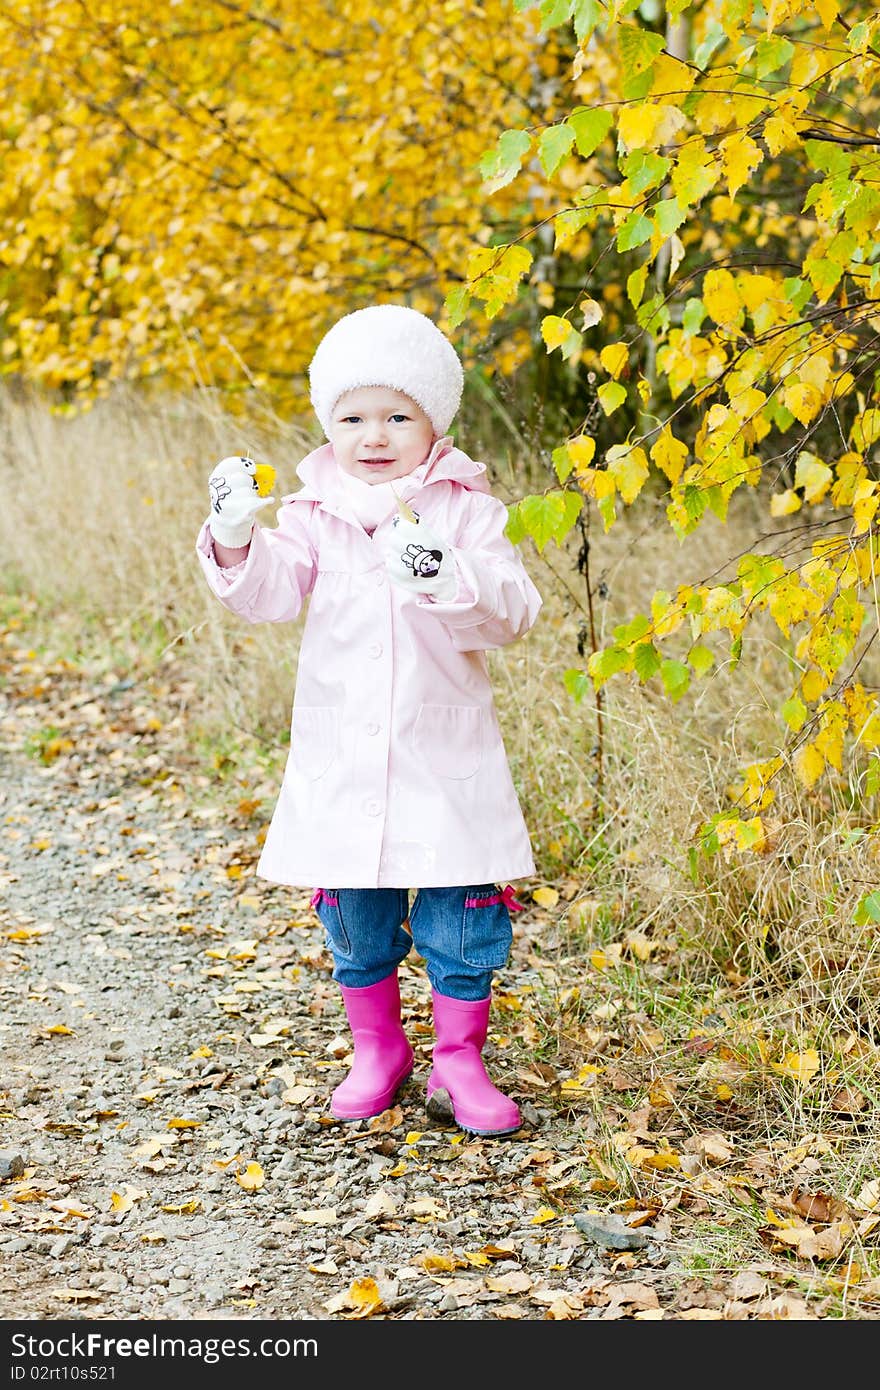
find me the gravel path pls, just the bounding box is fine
[0,645,621,1324]
[1,634,843,1323]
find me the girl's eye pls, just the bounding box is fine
[340,416,361,423]
[390,414,409,423]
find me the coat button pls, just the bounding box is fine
[365,799,382,817]
[367,642,382,658]
[365,721,380,736]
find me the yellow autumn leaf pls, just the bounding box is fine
[420,1252,459,1272]
[617,103,662,152]
[235,1161,265,1191]
[532,885,559,908]
[166,1117,203,1129]
[771,1049,821,1083]
[531,1206,558,1224]
[606,443,649,505]
[703,268,741,326]
[770,489,801,517]
[794,743,825,789]
[650,426,688,484]
[568,435,596,475]
[110,1185,147,1215]
[642,1150,681,1171]
[784,385,823,428]
[348,1277,384,1311]
[599,342,629,379]
[852,479,879,534]
[46,1024,73,1036]
[541,315,572,351]
[719,132,763,198]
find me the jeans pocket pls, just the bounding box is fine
[460,885,513,970]
[311,889,352,958]
[291,705,339,780]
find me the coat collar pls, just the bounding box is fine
[281,436,491,514]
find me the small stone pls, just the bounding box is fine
[50,1234,79,1258]
[0,1152,25,1180]
[573,1211,650,1252]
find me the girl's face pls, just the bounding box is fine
[329,386,435,484]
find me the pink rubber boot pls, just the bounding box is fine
[331,973,414,1120]
[427,989,521,1136]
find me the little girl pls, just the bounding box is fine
[196,304,542,1136]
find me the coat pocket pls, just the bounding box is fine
[413,704,483,780]
[291,705,339,780]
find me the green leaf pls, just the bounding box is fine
[867,755,880,797]
[616,211,654,252]
[445,285,471,330]
[854,890,880,926]
[633,641,661,681]
[781,696,808,732]
[694,22,726,70]
[598,381,627,415]
[539,0,572,31]
[479,129,532,192]
[683,485,708,524]
[572,0,601,41]
[569,107,614,158]
[552,444,573,483]
[564,668,591,703]
[688,644,715,676]
[661,656,692,700]
[623,151,671,196]
[505,502,526,545]
[660,658,690,702]
[613,614,651,645]
[730,634,743,669]
[588,645,632,688]
[653,197,686,236]
[618,26,665,79]
[636,293,670,337]
[539,122,575,176]
[681,297,706,333]
[627,263,649,308]
[517,490,583,552]
[754,35,794,78]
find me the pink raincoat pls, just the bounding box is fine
[196,436,542,888]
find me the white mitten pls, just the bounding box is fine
[208,455,275,548]
[381,513,458,601]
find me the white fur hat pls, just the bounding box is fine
[308,304,464,438]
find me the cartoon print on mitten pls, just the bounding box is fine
[209,474,232,513]
[210,457,257,514]
[402,542,443,578]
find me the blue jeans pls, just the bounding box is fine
[311,885,514,1000]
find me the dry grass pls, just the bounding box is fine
[1,381,879,1054]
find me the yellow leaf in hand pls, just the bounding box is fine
[254,463,276,497]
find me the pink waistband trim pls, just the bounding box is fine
[310,889,338,908]
[465,885,525,912]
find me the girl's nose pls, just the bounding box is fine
[364,420,388,445]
